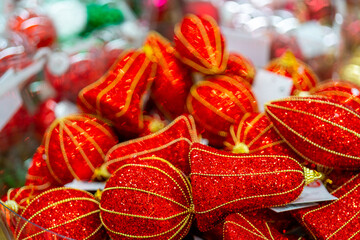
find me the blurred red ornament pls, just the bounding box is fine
[102,41,123,70]
[224,112,297,156]
[103,115,198,176]
[190,143,313,232]
[266,51,318,95]
[187,75,258,147]
[311,80,360,113]
[184,1,219,21]
[265,96,360,169]
[8,8,57,49]
[225,53,256,85]
[174,14,228,75]
[295,0,335,25]
[15,188,107,240]
[100,157,194,240]
[270,34,304,60]
[42,114,118,185]
[77,50,155,137]
[144,31,193,119]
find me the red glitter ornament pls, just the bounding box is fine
[265,51,319,95]
[293,174,360,240]
[42,114,118,185]
[144,31,193,119]
[311,80,360,113]
[190,143,318,232]
[139,114,168,136]
[8,8,57,49]
[100,156,194,240]
[103,115,198,176]
[174,14,228,75]
[225,53,256,85]
[15,187,107,240]
[187,74,258,146]
[77,50,155,136]
[223,213,290,240]
[265,96,360,169]
[224,112,297,156]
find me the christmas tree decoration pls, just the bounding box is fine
[15,187,107,240]
[265,96,360,169]
[187,74,258,146]
[144,31,193,119]
[174,14,228,75]
[265,51,319,95]
[190,143,321,232]
[102,115,198,176]
[225,53,256,85]
[77,49,156,137]
[7,8,57,49]
[223,213,290,240]
[41,114,118,185]
[293,174,360,240]
[100,156,194,240]
[310,80,360,113]
[223,112,296,156]
[322,169,360,192]
[139,114,168,136]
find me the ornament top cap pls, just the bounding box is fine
[303,167,323,185]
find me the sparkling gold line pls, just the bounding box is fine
[265,222,275,240]
[193,15,216,66]
[84,224,104,240]
[331,173,360,194]
[238,213,268,238]
[317,90,360,106]
[349,228,360,240]
[243,113,263,141]
[326,210,360,239]
[229,125,238,146]
[203,15,223,68]
[190,169,303,177]
[224,220,269,239]
[247,125,274,148]
[248,140,284,154]
[236,114,249,143]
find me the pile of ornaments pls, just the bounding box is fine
[2,14,360,240]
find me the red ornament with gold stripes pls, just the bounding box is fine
[265,96,360,169]
[225,53,256,85]
[190,143,320,232]
[223,213,290,240]
[144,32,193,119]
[265,51,318,95]
[293,174,360,240]
[102,115,198,177]
[42,114,118,185]
[187,74,258,146]
[77,49,155,136]
[224,112,297,156]
[311,80,360,113]
[174,14,228,75]
[15,188,107,240]
[100,156,194,240]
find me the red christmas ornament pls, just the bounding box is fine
[265,96,360,169]
[8,8,57,49]
[15,187,107,240]
[187,74,258,146]
[174,14,228,75]
[265,51,319,95]
[225,53,256,85]
[311,80,360,113]
[190,143,319,232]
[293,174,360,240]
[77,50,155,136]
[224,112,296,156]
[100,156,194,240]
[139,114,168,136]
[144,31,193,119]
[42,114,118,185]
[223,213,290,240]
[103,115,198,176]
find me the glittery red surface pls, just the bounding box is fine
[225,53,255,85]
[187,75,258,146]
[8,8,57,48]
[144,32,193,119]
[16,188,107,240]
[139,114,168,136]
[190,143,305,232]
[43,114,118,185]
[33,98,59,139]
[311,80,360,114]
[77,50,155,137]
[223,213,290,240]
[293,174,360,240]
[174,15,227,75]
[224,112,298,156]
[265,96,360,169]
[105,115,197,175]
[265,51,318,95]
[324,169,360,192]
[100,157,194,240]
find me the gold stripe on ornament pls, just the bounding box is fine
[238,213,267,238]
[247,125,274,148]
[83,224,104,240]
[326,210,360,240]
[349,228,360,240]
[248,140,284,154]
[265,222,275,240]
[243,113,264,141]
[236,113,250,143]
[316,90,360,106]
[223,213,268,239]
[331,173,360,195]
[190,169,303,177]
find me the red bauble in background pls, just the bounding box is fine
[225,53,256,85]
